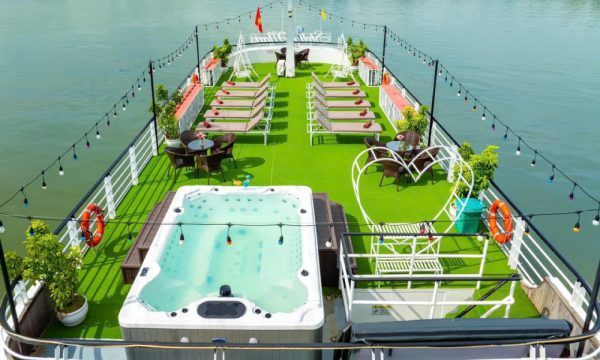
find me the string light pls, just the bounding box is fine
[481,108,486,121]
[28,217,34,237]
[226,223,232,246]
[137,81,142,91]
[41,171,47,190]
[457,85,461,97]
[58,156,64,176]
[593,205,600,226]
[572,212,581,233]
[515,138,521,156]
[530,151,537,167]
[378,234,384,244]
[568,183,576,200]
[113,106,117,118]
[471,100,477,112]
[491,116,496,131]
[122,99,127,112]
[503,127,509,140]
[278,223,284,245]
[21,188,28,208]
[548,165,555,183]
[85,133,91,148]
[178,222,185,246]
[0,218,4,234]
[72,144,78,160]
[96,124,101,140]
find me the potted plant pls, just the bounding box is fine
[346,37,368,67]
[6,220,86,327]
[451,143,499,233]
[150,84,183,147]
[395,105,429,139]
[212,38,232,67]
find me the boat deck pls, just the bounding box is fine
[43,63,538,340]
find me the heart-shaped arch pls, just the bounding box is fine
[351,145,475,256]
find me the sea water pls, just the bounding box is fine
[139,191,307,313]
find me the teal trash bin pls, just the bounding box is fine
[454,198,485,234]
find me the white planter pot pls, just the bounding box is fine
[165,138,181,148]
[57,295,88,327]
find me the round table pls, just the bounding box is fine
[386,141,414,153]
[187,139,214,153]
[386,141,418,160]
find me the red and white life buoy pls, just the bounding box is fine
[488,200,513,244]
[80,203,105,247]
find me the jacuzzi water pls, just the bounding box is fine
[139,189,307,313]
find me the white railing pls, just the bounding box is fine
[338,237,517,322]
[358,52,382,87]
[3,119,164,341]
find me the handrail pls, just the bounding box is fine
[455,275,520,318]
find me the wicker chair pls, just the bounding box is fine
[396,130,421,147]
[195,152,226,184]
[295,49,310,66]
[180,130,198,152]
[363,137,389,170]
[213,133,237,169]
[275,51,286,62]
[412,147,440,181]
[379,159,407,192]
[165,147,196,182]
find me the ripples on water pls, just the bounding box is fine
[0,0,598,278]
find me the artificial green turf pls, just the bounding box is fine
[43,63,537,339]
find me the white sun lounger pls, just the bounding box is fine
[313,91,371,109]
[196,111,272,145]
[313,81,365,98]
[215,84,268,98]
[222,74,271,90]
[210,91,268,109]
[308,110,382,145]
[204,100,266,120]
[314,101,375,120]
[311,72,359,89]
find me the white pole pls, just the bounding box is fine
[285,0,295,77]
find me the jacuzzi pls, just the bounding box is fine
[119,186,323,360]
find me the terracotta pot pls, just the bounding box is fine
[57,295,88,327]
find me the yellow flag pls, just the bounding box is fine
[320,9,327,20]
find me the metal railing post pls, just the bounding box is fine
[447,144,459,182]
[149,61,159,147]
[576,260,600,357]
[149,122,158,156]
[195,25,201,75]
[128,145,139,186]
[103,175,116,219]
[427,60,439,146]
[381,25,387,83]
[67,218,80,246]
[509,218,525,270]
[0,238,20,335]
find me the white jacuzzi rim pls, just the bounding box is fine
[119,185,324,330]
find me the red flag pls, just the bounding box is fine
[255,7,263,33]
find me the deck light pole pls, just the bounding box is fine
[427,59,439,146]
[576,260,600,357]
[194,26,201,75]
[381,25,387,83]
[0,238,20,336]
[148,60,159,147]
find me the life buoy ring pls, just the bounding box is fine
[488,200,513,244]
[191,73,199,84]
[382,72,391,85]
[80,203,105,247]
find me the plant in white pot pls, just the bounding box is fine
[150,84,183,147]
[7,220,86,327]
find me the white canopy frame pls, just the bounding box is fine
[351,146,475,276]
[229,34,259,81]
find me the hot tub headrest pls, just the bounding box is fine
[350,318,573,344]
[197,301,246,319]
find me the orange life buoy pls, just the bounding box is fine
[382,72,391,85]
[80,203,105,247]
[488,200,513,244]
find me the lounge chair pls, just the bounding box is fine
[215,84,268,98]
[222,74,271,90]
[204,100,265,120]
[209,89,268,109]
[315,101,375,121]
[314,91,371,109]
[313,81,365,98]
[197,111,271,145]
[312,72,360,89]
[308,110,382,145]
